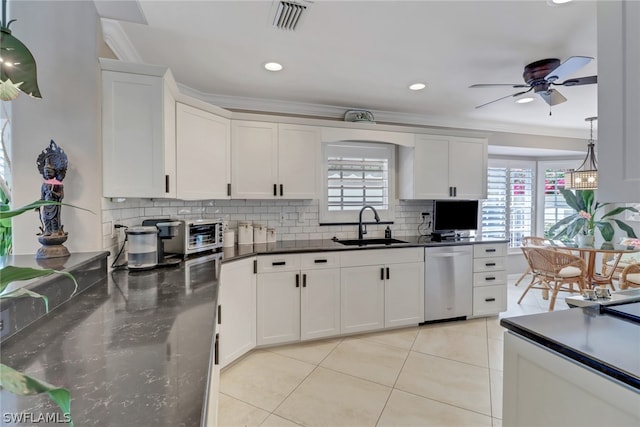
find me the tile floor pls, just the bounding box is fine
[218,274,572,427]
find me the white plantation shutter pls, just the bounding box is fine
[327,156,388,211]
[543,167,573,236]
[481,161,534,248]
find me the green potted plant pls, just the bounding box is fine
[548,189,638,244]
[0,200,89,426]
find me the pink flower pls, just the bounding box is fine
[578,210,592,220]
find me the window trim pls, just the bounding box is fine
[320,141,396,224]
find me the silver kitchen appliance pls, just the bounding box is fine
[424,245,473,321]
[125,226,159,270]
[164,219,224,256]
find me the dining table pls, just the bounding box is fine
[549,241,640,289]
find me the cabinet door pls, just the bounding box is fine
[385,262,425,328]
[278,124,320,199]
[176,103,230,200]
[340,266,385,334]
[257,271,301,345]
[414,135,451,199]
[449,138,487,199]
[219,258,256,368]
[301,268,341,340]
[231,121,278,199]
[102,71,175,198]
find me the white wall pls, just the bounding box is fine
[10,1,103,255]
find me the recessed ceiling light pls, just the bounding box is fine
[548,0,573,5]
[409,83,426,91]
[264,62,283,72]
[516,97,535,104]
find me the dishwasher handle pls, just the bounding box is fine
[429,252,466,258]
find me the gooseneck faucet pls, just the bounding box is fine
[358,205,380,240]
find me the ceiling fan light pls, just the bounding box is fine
[264,62,283,72]
[409,83,426,91]
[516,96,535,104]
[548,0,573,5]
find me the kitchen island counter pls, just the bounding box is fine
[0,252,221,426]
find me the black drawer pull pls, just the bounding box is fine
[485,262,496,267]
[302,274,307,287]
[272,261,286,266]
[485,248,497,253]
[314,259,328,264]
[485,297,496,302]
[217,305,222,325]
[296,273,300,288]
[214,333,220,365]
[485,277,496,281]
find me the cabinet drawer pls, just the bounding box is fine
[340,247,423,267]
[257,254,301,273]
[300,252,340,270]
[473,285,507,317]
[473,271,507,287]
[473,257,506,273]
[474,243,507,258]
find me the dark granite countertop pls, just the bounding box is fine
[0,252,222,426]
[219,235,508,262]
[501,306,640,390]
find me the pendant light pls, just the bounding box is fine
[0,0,41,101]
[566,117,598,190]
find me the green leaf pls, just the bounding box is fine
[548,212,579,235]
[0,363,72,426]
[0,200,94,220]
[601,206,639,219]
[0,266,78,300]
[595,221,615,242]
[0,287,49,312]
[580,190,594,212]
[612,218,638,238]
[560,189,583,212]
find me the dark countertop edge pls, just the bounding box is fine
[501,314,640,391]
[220,238,508,264]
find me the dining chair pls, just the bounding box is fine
[518,247,586,311]
[620,263,640,289]
[514,236,551,287]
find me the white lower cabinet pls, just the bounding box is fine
[256,253,340,346]
[340,248,424,334]
[218,257,256,368]
[472,242,508,317]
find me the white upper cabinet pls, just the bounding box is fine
[176,103,230,200]
[398,134,487,200]
[597,1,640,202]
[231,121,319,199]
[101,63,177,198]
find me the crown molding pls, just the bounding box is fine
[100,18,143,63]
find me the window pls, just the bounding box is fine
[321,142,395,223]
[537,161,578,238]
[481,160,535,248]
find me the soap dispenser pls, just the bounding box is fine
[385,226,392,239]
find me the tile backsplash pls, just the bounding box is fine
[102,198,434,266]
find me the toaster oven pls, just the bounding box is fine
[164,219,224,256]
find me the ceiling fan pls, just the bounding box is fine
[470,56,597,109]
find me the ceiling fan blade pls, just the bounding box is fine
[554,75,598,87]
[469,83,530,89]
[538,88,567,106]
[545,56,593,83]
[474,89,532,109]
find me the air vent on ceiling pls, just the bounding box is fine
[273,1,307,30]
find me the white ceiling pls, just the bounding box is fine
[95,0,598,141]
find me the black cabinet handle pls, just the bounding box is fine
[273,184,277,196]
[272,261,286,266]
[280,184,284,196]
[314,259,328,264]
[485,262,496,267]
[485,248,497,253]
[253,259,257,274]
[296,273,300,288]
[165,175,170,193]
[454,187,457,197]
[380,267,384,281]
[214,333,220,365]
[227,183,231,196]
[448,187,452,197]
[302,274,307,287]
[217,305,221,325]
[485,276,496,281]
[485,297,496,302]
[386,267,390,280]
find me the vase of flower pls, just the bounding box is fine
[576,234,595,247]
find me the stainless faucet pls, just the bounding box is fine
[358,205,380,240]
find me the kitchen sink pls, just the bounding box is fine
[335,238,408,246]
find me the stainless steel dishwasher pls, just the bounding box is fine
[424,245,473,321]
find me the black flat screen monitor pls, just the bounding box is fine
[433,200,479,232]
